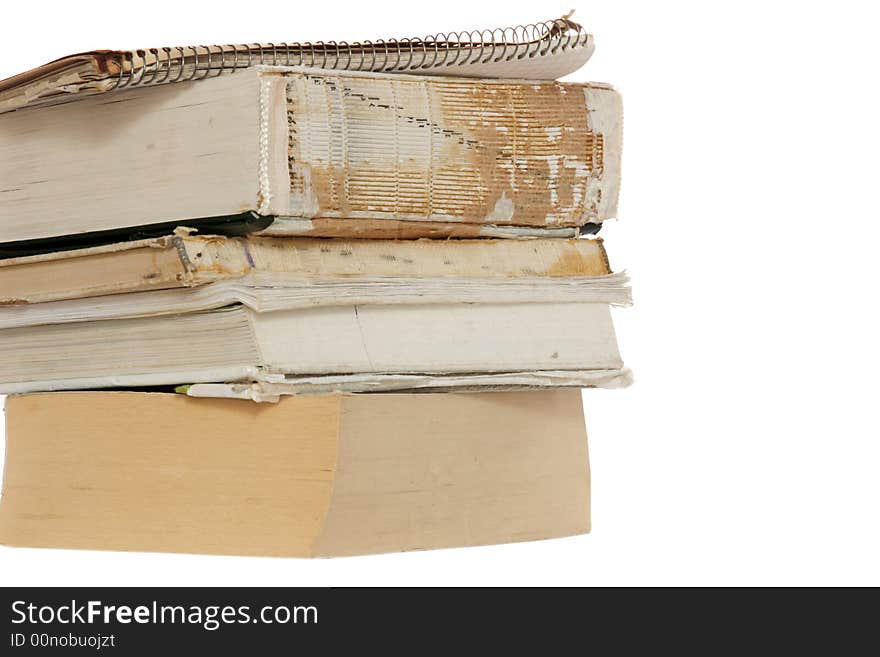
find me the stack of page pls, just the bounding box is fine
[0,15,630,556]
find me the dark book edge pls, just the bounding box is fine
[0,212,274,260]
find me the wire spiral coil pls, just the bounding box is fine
[114,17,589,90]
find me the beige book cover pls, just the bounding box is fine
[0,390,590,557]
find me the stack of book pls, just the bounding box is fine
[0,15,629,557]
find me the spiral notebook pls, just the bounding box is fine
[0,15,593,114]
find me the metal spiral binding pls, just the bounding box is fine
[113,16,588,90]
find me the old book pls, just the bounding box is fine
[0,15,594,113]
[0,67,622,247]
[0,301,627,395]
[0,234,616,305]
[0,390,591,557]
[0,272,630,331]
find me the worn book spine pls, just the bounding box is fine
[0,235,612,304]
[265,69,623,232]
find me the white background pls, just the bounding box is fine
[1,1,878,586]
